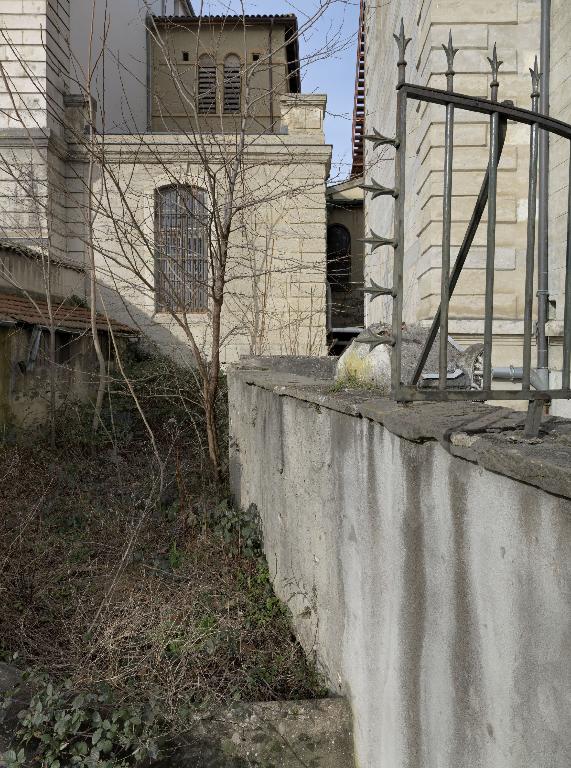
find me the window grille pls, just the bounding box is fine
[223,55,241,113]
[198,55,217,114]
[155,186,209,313]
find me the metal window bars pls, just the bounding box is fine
[155,185,209,313]
[361,19,571,423]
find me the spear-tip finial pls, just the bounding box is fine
[530,55,542,98]
[442,30,459,89]
[487,43,504,83]
[393,17,412,63]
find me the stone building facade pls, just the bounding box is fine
[0,1,331,366]
[363,0,543,375]
[546,0,571,410]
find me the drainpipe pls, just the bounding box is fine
[269,19,275,131]
[537,0,551,385]
[146,18,152,132]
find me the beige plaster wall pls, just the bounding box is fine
[151,20,294,134]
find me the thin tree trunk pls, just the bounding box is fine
[49,326,56,449]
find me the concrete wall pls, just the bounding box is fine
[0,325,112,428]
[228,362,571,768]
[0,246,85,300]
[364,0,541,371]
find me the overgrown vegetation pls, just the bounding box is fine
[0,347,326,764]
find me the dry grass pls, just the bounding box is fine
[0,351,325,730]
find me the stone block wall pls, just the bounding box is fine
[0,0,71,259]
[0,0,69,135]
[365,0,540,370]
[546,0,571,411]
[82,99,331,364]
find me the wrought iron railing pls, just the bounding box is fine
[361,20,571,430]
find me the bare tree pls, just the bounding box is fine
[0,0,349,478]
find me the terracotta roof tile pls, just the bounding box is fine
[152,14,297,23]
[0,293,137,336]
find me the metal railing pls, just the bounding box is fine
[360,20,571,429]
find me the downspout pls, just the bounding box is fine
[146,15,152,132]
[269,19,275,131]
[537,0,551,384]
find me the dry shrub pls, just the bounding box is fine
[0,352,325,732]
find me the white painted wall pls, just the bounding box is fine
[69,0,193,134]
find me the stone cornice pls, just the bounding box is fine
[0,128,68,161]
[67,136,332,166]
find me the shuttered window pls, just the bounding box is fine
[155,186,209,313]
[197,55,217,114]
[223,54,241,113]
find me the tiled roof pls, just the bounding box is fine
[0,292,137,336]
[152,14,297,23]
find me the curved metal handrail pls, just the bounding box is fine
[404,83,571,140]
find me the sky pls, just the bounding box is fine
[199,0,361,181]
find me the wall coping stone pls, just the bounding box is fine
[230,357,571,501]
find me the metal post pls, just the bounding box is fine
[483,45,503,390]
[523,59,541,391]
[537,0,551,379]
[392,20,411,396]
[439,32,458,389]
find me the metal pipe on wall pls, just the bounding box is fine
[537,0,551,379]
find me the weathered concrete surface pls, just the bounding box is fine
[228,359,571,768]
[155,699,353,767]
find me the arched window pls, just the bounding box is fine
[327,224,351,286]
[223,54,241,113]
[155,185,209,312]
[197,54,217,114]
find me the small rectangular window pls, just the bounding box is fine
[252,53,261,62]
[182,51,189,62]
